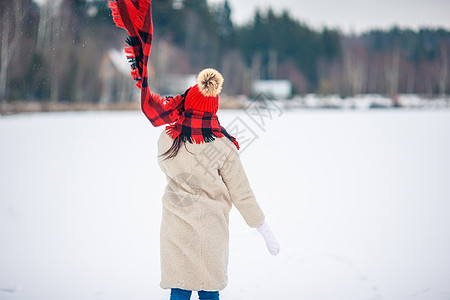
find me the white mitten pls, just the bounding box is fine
[256,220,280,256]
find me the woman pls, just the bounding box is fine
[108,2,279,299]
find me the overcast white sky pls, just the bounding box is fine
[210,0,450,33]
[32,0,450,34]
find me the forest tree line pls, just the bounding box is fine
[0,0,449,103]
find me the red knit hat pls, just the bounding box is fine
[184,68,224,114]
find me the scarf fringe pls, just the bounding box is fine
[232,139,240,150]
[108,1,125,29]
[125,37,143,82]
[108,0,151,88]
[108,0,150,34]
[166,125,239,149]
[220,127,240,150]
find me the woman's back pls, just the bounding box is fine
[157,130,265,291]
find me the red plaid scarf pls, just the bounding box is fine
[109,0,239,149]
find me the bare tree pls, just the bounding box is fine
[0,1,29,102]
[439,42,449,96]
[385,46,401,104]
[49,2,63,102]
[36,2,50,52]
[367,52,382,93]
[406,66,416,94]
[342,38,368,96]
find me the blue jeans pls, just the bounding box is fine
[170,288,220,300]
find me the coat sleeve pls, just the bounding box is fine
[219,146,265,228]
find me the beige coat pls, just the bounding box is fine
[157,130,265,291]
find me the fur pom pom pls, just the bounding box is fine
[197,68,224,97]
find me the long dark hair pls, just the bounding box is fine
[160,88,191,160]
[160,137,185,160]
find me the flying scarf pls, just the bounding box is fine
[109,0,239,150]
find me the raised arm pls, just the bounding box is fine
[141,88,188,127]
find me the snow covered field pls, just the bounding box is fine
[1,108,450,300]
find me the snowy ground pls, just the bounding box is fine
[1,108,450,300]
